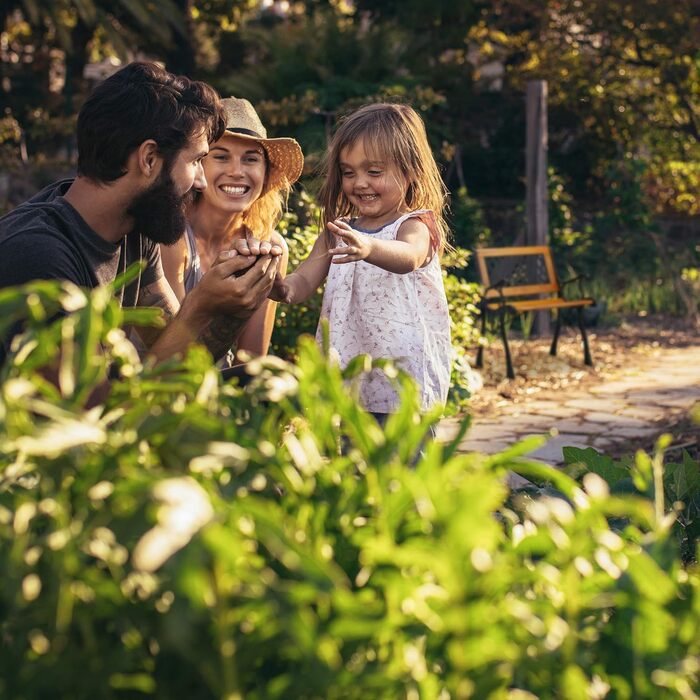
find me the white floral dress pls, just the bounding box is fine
[316,210,452,413]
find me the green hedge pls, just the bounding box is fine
[0,278,699,699]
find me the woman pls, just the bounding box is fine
[162,97,303,362]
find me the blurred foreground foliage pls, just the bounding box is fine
[1,277,700,698]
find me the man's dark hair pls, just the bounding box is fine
[77,62,226,182]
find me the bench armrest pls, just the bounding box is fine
[560,274,587,299]
[484,278,507,295]
[478,278,508,312]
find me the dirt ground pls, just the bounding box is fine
[468,314,699,457]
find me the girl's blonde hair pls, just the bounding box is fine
[318,103,450,252]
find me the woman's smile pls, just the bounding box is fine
[219,184,252,197]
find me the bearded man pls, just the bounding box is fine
[0,62,282,367]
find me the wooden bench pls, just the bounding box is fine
[474,245,595,379]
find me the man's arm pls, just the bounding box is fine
[148,252,280,363]
[133,276,181,350]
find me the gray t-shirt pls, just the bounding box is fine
[0,179,163,364]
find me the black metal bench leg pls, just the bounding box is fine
[550,309,562,356]
[475,307,487,368]
[577,307,593,366]
[499,311,515,379]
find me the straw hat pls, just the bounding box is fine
[220,97,304,191]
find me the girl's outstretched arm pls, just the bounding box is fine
[327,218,432,274]
[269,232,333,304]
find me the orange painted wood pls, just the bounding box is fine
[476,245,591,312]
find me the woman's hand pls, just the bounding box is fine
[228,229,284,258]
[327,219,373,264]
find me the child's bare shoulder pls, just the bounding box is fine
[396,215,431,239]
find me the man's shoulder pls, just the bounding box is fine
[0,181,93,289]
[0,227,88,288]
[0,179,75,240]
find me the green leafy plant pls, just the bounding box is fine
[1,280,700,698]
[562,437,700,565]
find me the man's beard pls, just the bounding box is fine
[127,169,194,246]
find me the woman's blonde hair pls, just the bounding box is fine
[318,103,450,252]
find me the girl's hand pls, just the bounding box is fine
[269,272,293,303]
[327,219,373,264]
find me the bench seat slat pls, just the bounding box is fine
[485,297,595,312]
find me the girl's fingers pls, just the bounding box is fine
[328,220,354,236]
[328,246,356,257]
[331,255,357,265]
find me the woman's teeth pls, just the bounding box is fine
[221,185,249,195]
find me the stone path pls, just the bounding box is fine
[438,344,700,466]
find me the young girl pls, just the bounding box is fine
[270,103,452,419]
[162,97,304,364]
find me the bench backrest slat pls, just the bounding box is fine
[476,246,560,298]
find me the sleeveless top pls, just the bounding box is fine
[183,223,203,293]
[181,222,236,368]
[316,210,452,413]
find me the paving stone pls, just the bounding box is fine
[637,378,682,388]
[648,395,699,409]
[465,423,517,441]
[564,397,626,412]
[514,426,556,439]
[506,400,569,412]
[528,434,590,465]
[435,419,462,441]
[527,406,582,419]
[458,439,513,454]
[550,419,604,435]
[581,412,648,427]
[591,437,615,451]
[627,386,700,407]
[612,426,666,439]
[615,405,667,421]
[508,414,559,428]
[589,381,648,395]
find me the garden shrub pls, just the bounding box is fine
[562,443,700,566]
[1,279,699,699]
